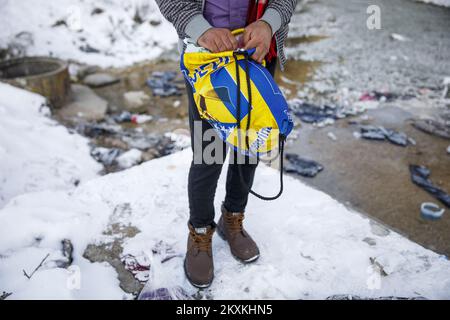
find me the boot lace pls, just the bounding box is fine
[190,230,212,252]
[224,214,245,235]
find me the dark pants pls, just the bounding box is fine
[186,59,277,228]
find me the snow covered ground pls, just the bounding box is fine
[1,107,450,299]
[1,148,450,299]
[1,0,450,301]
[416,0,450,7]
[1,0,448,69]
[0,83,101,208]
[0,0,178,67]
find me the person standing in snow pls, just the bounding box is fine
[156,0,297,288]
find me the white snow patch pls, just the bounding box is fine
[1,149,450,299]
[0,83,101,208]
[116,149,143,169]
[0,0,178,68]
[415,0,450,7]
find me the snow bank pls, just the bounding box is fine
[416,0,450,7]
[0,83,101,208]
[1,148,449,299]
[0,0,178,67]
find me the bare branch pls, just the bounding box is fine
[23,253,50,280]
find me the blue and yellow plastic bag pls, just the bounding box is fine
[180,31,293,157]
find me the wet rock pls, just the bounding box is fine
[84,239,143,295]
[116,149,143,169]
[60,84,108,121]
[83,73,120,88]
[410,165,450,208]
[284,153,324,178]
[363,237,377,246]
[73,65,100,81]
[123,91,151,110]
[370,221,390,237]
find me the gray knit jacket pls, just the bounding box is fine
[155,0,297,70]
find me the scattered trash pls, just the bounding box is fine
[138,286,190,300]
[121,254,150,282]
[113,111,153,124]
[53,239,74,268]
[409,165,450,208]
[289,100,347,125]
[360,91,395,102]
[77,122,121,138]
[369,257,389,277]
[284,153,324,178]
[353,131,362,139]
[165,129,191,150]
[91,147,122,166]
[447,145,450,154]
[123,91,150,110]
[132,114,153,124]
[443,77,450,102]
[116,149,143,169]
[0,292,13,300]
[82,73,120,88]
[359,125,413,146]
[114,111,133,123]
[413,118,450,139]
[173,100,181,108]
[390,33,411,42]
[327,132,337,141]
[420,202,445,220]
[146,71,182,97]
[78,44,101,54]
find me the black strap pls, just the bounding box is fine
[233,51,285,201]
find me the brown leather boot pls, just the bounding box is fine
[217,205,260,263]
[184,223,215,288]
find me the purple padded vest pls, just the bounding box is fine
[204,0,251,30]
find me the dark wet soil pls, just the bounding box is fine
[286,106,450,256]
[94,59,190,133]
[280,0,450,257]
